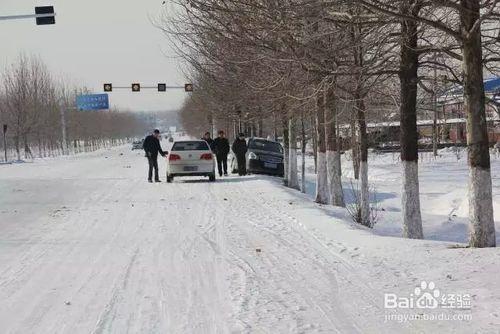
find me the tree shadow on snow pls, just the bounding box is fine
[176,176,258,184]
[303,177,397,205]
[218,175,275,183]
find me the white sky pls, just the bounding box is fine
[0,0,186,112]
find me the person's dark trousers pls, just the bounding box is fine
[216,153,228,176]
[236,155,246,176]
[148,155,160,181]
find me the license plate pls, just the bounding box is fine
[184,166,198,171]
[264,162,277,169]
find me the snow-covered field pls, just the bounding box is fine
[0,143,499,333]
[303,148,500,244]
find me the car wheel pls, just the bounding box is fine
[209,173,216,182]
[167,174,173,183]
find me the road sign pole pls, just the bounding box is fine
[2,124,7,162]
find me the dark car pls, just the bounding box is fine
[232,138,284,176]
[132,139,144,150]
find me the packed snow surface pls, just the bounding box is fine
[0,144,499,333]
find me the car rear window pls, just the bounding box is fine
[249,139,283,153]
[172,141,210,151]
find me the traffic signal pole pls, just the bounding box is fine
[0,13,55,21]
[0,6,56,25]
[104,83,193,92]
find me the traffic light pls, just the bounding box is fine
[35,6,55,25]
[185,83,193,92]
[132,83,141,92]
[103,83,112,92]
[158,83,167,92]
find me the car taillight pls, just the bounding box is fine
[200,153,213,160]
[169,154,181,161]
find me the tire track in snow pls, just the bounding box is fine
[92,247,140,334]
[245,178,421,333]
[207,180,360,333]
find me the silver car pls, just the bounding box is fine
[166,140,216,182]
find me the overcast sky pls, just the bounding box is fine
[0,0,185,112]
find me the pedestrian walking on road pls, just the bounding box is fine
[213,130,230,176]
[232,133,248,176]
[143,129,167,183]
[203,132,215,151]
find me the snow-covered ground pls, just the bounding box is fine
[302,148,500,244]
[0,143,499,333]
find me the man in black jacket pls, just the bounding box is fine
[213,130,230,176]
[143,129,167,183]
[202,132,215,151]
[232,133,248,176]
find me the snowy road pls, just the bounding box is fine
[0,147,370,333]
[0,146,498,333]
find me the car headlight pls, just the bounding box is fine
[249,152,258,160]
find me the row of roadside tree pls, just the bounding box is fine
[0,54,149,161]
[161,0,500,247]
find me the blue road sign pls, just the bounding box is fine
[76,94,109,111]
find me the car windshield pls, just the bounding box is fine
[172,141,210,151]
[249,139,283,153]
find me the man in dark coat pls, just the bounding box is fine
[202,132,215,151]
[232,133,248,176]
[213,130,230,176]
[143,129,167,182]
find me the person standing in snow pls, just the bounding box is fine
[213,130,230,177]
[232,133,248,176]
[202,132,215,151]
[143,129,167,183]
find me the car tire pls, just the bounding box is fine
[209,173,216,182]
[167,174,173,183]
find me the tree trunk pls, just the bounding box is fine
[23,134,33,160]
[315,92,329,204]
[258,114,264,138]
[325,87,345,207]
[301,115,307,194]
[441,104,448,142]
[461,0,496,247]
[311,113,318,173]
[350,114,360,180]
[14,134,21,161]
[282,116,289,186]
[432,59,439,157]
[288,117,300,190]
[400,3,423,239]
[273,113,278,141]
[356,97,370,226]
[37,133,42,158]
